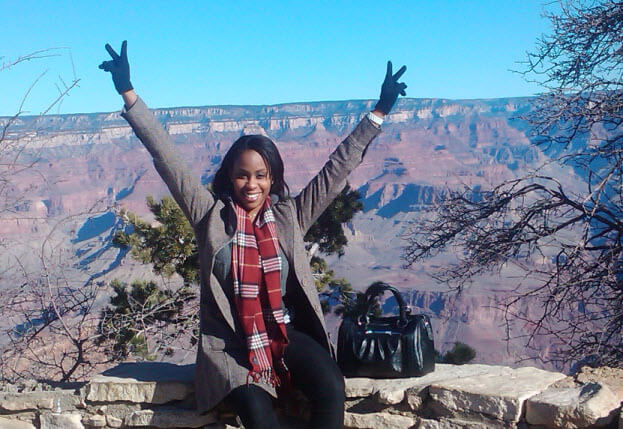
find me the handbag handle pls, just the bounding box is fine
[363,282,410,324]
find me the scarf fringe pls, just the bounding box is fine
[247,368,280,388]
[246,356,290,389]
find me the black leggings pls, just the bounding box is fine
[225,325,345,429]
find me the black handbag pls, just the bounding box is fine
[337,282,435,378]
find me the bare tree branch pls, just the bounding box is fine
[404,0,623,369]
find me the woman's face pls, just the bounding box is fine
[229,149,272,218]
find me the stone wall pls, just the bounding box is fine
[0,363,621,429]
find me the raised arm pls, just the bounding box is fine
[100,41,213,227]
[295,61,407,233]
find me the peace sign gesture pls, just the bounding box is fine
[99,40,133,94]
[374,61,407,115]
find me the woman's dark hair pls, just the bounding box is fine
[212,134,290,200]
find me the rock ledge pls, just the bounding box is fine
[0,363,621,428]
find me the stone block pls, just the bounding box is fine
[0,392,52,412]
[406,386,428,411]
[0,416,36,429]
[124,408,218,428]
[344,411,416,428]
[429,366,565,422]
[82,414,106,427]
[106,415,123,428]
[345,363,506,406]
[344,378,376,398]
[526,382,621,428]
[417,417,495,429]
[84,402,140,427]
[575,366,623,398]
[0,390,79,412]
[86,373,193,404]
[40,413,84,429]
[203,423,239,429]
[85,362,194,404]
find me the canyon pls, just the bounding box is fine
[0,96,587,373]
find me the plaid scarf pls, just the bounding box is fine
[231,199,289,387]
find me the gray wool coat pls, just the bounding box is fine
[121,98,381,413]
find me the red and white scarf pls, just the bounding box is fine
[231,199,289,386]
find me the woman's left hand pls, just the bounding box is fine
[374,61,407,116]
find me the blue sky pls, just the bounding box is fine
[0,1,556,117]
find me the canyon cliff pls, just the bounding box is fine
[0,96,585,371]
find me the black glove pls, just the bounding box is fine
[99,40,133,94]
[374,61,407,115]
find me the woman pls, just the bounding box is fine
[100,41,406,429]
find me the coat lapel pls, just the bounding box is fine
[207,197,238,332]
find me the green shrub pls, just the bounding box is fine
[442,342,476,365]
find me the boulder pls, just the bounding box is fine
[526,382,621,428]
[429,366,565,422]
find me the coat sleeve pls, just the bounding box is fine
[294,115,382,234]
[121,97,213,227]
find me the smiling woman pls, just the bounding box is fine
[100,39,406,428]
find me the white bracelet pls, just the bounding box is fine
[367,111,384,127]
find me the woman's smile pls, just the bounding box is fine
[230,149,272,218]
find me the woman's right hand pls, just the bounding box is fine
[99,40,133,95]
